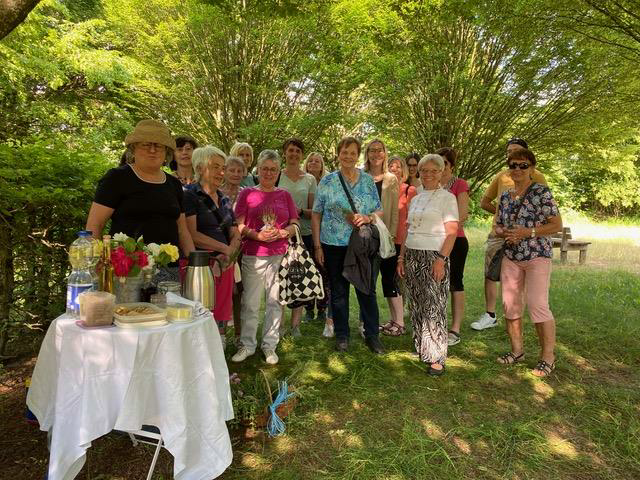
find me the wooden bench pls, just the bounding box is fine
[551,227,591,264]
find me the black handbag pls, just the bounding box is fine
[278,225,325,305]
[486,184,536,281]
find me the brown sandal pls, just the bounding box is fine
[379,321,394,332]
[531,359,555,377]
[497,352,525,365]
[381,322,406,336]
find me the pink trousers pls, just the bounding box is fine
[501,256,554,323]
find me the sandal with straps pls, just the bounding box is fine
[497,352,525,365]
[381,322,406,337]
[532,359,555,377]
[379,321,394,332]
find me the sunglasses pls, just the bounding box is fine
[508,162,531,170]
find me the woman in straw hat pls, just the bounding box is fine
[86,119,195,259]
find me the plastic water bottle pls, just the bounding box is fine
[66,231,94,316]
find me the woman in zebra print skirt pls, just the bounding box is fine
[397,154,459,376]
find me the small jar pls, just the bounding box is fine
[157,281,181,295]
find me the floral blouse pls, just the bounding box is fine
[496,183,559,261]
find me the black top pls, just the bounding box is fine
[183,183,235,245]
[94,165,184,247]
[375,179,383,200]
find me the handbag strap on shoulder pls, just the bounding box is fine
[338,171,358,214]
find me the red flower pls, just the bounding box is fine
[112,246,134,277]
[133,250,149,268]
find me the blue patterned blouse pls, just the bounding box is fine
[313,170,382,247]
[496,183,559,261]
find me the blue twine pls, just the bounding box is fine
[266,380,296,437]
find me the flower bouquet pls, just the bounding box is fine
[110,233,179,303]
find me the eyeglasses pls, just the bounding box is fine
[260,167,279,174]
[138,142,166,151]
[508,162,531,170]
[419,168,441,175]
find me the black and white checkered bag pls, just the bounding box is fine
[278,226,325,306]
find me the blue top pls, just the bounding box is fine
[313,170,382,246]
[496,183,559,261]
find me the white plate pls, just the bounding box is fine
[114,319,168,328]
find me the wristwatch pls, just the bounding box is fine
[530,228,536,238]
[436,252,447,260]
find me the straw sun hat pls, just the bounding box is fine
[125,119,176,150]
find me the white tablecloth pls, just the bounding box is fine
[27,310,234,480]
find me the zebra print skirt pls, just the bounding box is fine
[405,248,450,366]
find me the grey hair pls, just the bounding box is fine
[192,145,227,181]
[125,143,173,166]
[256,149,281,169]
[225,155,247,175]
[418,153,445,171]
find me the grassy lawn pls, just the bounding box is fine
[1,219,638,479]
[223,222,640,480]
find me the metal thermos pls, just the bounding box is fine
[183,251,215,309]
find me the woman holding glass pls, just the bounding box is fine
[232,150,299,365]
[397,154,458,376]
[312,137,384,354]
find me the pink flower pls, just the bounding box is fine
[112,246,134,277]
[133,250,149,268]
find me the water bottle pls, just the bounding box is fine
[66,231,94,316]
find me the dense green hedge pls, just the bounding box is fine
[0,141,111,355]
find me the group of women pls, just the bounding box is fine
[86,119,562,377]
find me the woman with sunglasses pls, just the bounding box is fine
[494,148,562,377]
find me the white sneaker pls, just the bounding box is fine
[263,348,279,365]
[322,323,334,338]
[447,331,461,346]
[470,313,498,331]
[231,346,254,363]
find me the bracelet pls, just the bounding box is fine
[397,257,404,262]
[436,252,447,260]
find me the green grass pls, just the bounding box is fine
[222,227,640,480]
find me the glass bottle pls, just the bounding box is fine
[101,235,114,294]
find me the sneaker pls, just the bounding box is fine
[447,330,460,346]
[304,310,315,323]
[263,349,279,365]
[291,325,302,338]
[322,323,334,338]
[231,347,254,363]
[470,313,498,331]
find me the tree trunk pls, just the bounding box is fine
[0,215,14,356]
[0,0,41,40]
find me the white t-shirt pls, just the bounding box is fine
[405,188,459,251]
[278,172,317,236]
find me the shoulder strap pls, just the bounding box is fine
[337,172,358,214]
[275,172,281,187]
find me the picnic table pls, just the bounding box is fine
[551,227,591,264]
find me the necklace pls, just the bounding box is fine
[130,164,165,184]
[411,188,440,229]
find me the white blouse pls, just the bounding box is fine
[405,188,458,251]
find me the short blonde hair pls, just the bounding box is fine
[304,152,327,179]
[229,142,253,161]
[418,153,445,172]
[364,139,388,173]
[192,146,227,181]
[388,156,409,182]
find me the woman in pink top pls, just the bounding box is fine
[384,156,417,335]
[232,149,299,366]
[436,148,469,347]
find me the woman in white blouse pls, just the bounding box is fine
[397,154,459,376]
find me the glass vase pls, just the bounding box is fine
[113,272,144,304]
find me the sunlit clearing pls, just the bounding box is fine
[545,431,578,459]
[240,453,272,471]
[273,436,295,454]
[329,429,363,448]
[452,436,472,454]
[421,419,444,440]
[314,412,335,425]
[327,356,347,374]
